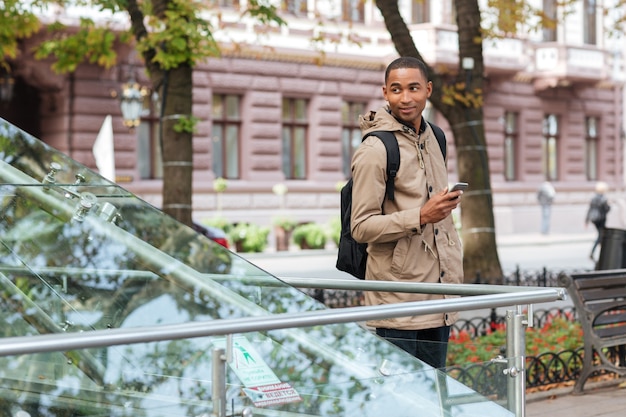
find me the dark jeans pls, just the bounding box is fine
[591,221,606,257]
[376,326,451,369]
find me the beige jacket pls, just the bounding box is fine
[351,107,464,330]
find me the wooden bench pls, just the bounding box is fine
[558,269,626,393]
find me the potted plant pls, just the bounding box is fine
[228,222,270,253]
[292,222,327,250]
[272,216,297,251]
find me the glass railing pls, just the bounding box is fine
[0,117,562,416]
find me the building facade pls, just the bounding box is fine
[1,0,624,238]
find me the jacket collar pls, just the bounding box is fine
[386,108,426,135]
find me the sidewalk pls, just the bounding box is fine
[496,231,595,247]
[526,379,626,417]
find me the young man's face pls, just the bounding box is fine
[383,67,432,128]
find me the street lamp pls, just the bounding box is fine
[115,76,147,129]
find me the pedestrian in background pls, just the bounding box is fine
[537,181,556,235]
[586,181,610,261]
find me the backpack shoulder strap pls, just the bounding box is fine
[427,121,447,161]
[363,131,400,201]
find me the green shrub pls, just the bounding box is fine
[272,216,297,232]
[228,223,270,253]
[292,222,327,249]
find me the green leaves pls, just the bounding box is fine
[35,18,119,73]
[138,1,220,69]
[0,0,41,68]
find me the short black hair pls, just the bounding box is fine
[384,56,429,84]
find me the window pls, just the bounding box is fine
[503,111,518,181]
[412,0,430,24]
[342,0,364,23]
[282,0,307,15]
[212,94,241,179]
[583,0,597,45]
[542,0,557,41]
[137,91,163,179]
[585,116,598,181]
[341,101,365,178]
[282,98,308,179]
[542,114,559,181]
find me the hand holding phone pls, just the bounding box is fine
[449,182,468,192]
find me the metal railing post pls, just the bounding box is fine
[212,348,227,417]
[505,309,527,417]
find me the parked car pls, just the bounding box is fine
[193,222,230,249]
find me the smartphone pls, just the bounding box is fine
[449,182,469,192]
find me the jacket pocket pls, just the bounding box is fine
[390,235,422,278]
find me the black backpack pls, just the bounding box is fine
[336,124,447,279]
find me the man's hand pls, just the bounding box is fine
[420,188,463,225]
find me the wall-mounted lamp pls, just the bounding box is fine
[0,71,15,103]
[118,77,147,129]
[111,71,148,129]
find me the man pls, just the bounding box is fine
[350,56,464,369]
[537,181,556,235]
[586,181,610,261]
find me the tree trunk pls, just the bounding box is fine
[159,64,193,226]
[376,0,503,283]
[452,0,502,283]
[127,0,194,227]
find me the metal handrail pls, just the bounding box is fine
[0,286,564,357]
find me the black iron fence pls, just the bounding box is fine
[310,267,626,394]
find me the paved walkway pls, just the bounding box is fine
[526,380,626,417]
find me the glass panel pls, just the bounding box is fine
[586,138,598,181]
[505,112,517,134]
[341,101,350,124]
[225,124,239,178]
[137,120,151,178]
[341,128,351,178]
[225,95,240,119]
[505,136,515,181]
[212,125,224,178]
[542,0,557,41]
[547,136,558,180]
[212,94,223,118]
[152,125,163,178]
[293,127,306,179]
[0,117,515,416]
[584,0,597,45]
[504,112,517,181]
[587,116,597,138]
[412,0,429,24]
[294,99,307,122]
[282,126,291,177]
